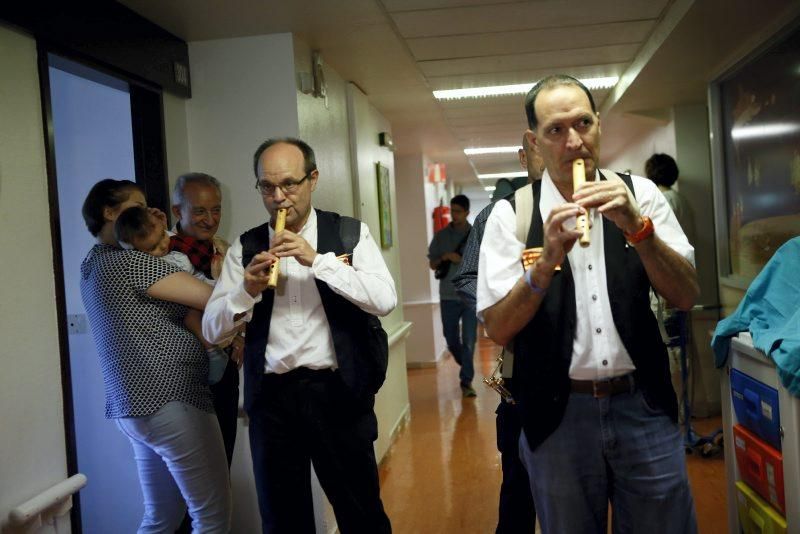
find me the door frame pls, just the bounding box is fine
[36,42,170,532]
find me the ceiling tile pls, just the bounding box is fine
[390,0,668,38]
[381,0,526,13]
[408,20,653,61]
[419,44,639,77]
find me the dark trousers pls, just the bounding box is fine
[176,359,239,533]
[496,392,536,534]
[248,368,391,534]
[211,359,240,466]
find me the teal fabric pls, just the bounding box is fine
[711,237,800,395]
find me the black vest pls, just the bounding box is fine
[512,175,678,451]
[240,209,388,413]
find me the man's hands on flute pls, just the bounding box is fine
[570,175,699,310]
[540,204,586,274]
[572,176,643,235]
[244,251,278,297]
[270,230,318,267]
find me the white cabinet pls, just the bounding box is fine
[721,333,800,532]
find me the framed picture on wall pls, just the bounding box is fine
[376,162,393,248]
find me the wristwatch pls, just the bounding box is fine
[623,216,654,245]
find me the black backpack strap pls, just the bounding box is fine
[338,215,361,259]
[240,222,271,270]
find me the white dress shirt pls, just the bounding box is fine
[477,170,694,381]
[202,208,397,374]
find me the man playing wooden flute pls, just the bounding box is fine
[202,137,395,533]
[477,75,700,533]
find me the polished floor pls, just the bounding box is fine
[379,335,728,533]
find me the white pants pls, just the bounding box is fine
[116,401,231,533]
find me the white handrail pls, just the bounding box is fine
[9,473,87,526]
[387,321,413,347]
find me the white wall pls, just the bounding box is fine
[601,108,721,416]
[0,24,70,533]
[396,154,434,304]
[182,32,303,534]
[673,104,717,306]
[395,153,448,366]
[673,103,721,417]
[162,91,191,201]
[602,113,676,175]
[344,82,410,460]
[294,37,355,218]
[185,33,299,242]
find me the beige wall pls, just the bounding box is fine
[603,110,722,416]
[602,113,676,175]
[0,24,70,533]
[176,32,304,534]
[344,82,410,459]
[395,153,448,366]
[162,91,190,199]
[185,33,299,243]
[294,37,355,218]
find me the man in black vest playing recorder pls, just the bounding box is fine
[202,138,395,533]
[477,75,700,533]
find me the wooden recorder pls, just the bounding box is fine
[266,208,287,290]
[572,159,591,248]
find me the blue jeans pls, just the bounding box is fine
[519,388,697,534]
[116,401,232,533]
[440,299,477,385]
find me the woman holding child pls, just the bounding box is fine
[80,179,231,533]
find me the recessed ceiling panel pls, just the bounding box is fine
[390,0,668,38]
[420,44,640,77]
[408,20,653,61]
[443,105,523,119]
[382,0,528,13]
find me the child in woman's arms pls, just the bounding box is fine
[115,206,229,384]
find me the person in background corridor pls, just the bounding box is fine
[645,153,696,247]
[428,194,477,397]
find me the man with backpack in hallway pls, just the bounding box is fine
[202,137,395,533]
[428,194,477,397]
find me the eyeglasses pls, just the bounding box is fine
[255,172,313,196]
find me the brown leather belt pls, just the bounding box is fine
[570,375,635,398]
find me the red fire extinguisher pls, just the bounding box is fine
[432,204,451,233]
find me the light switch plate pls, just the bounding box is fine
[67,314,88,335]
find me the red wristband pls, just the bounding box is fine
[624,216,654,245]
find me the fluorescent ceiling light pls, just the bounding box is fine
[730,123,800,141]
[465,146,521,155]
[478,171,527,180]
[484,186,496,192]
[434,76,619,101]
